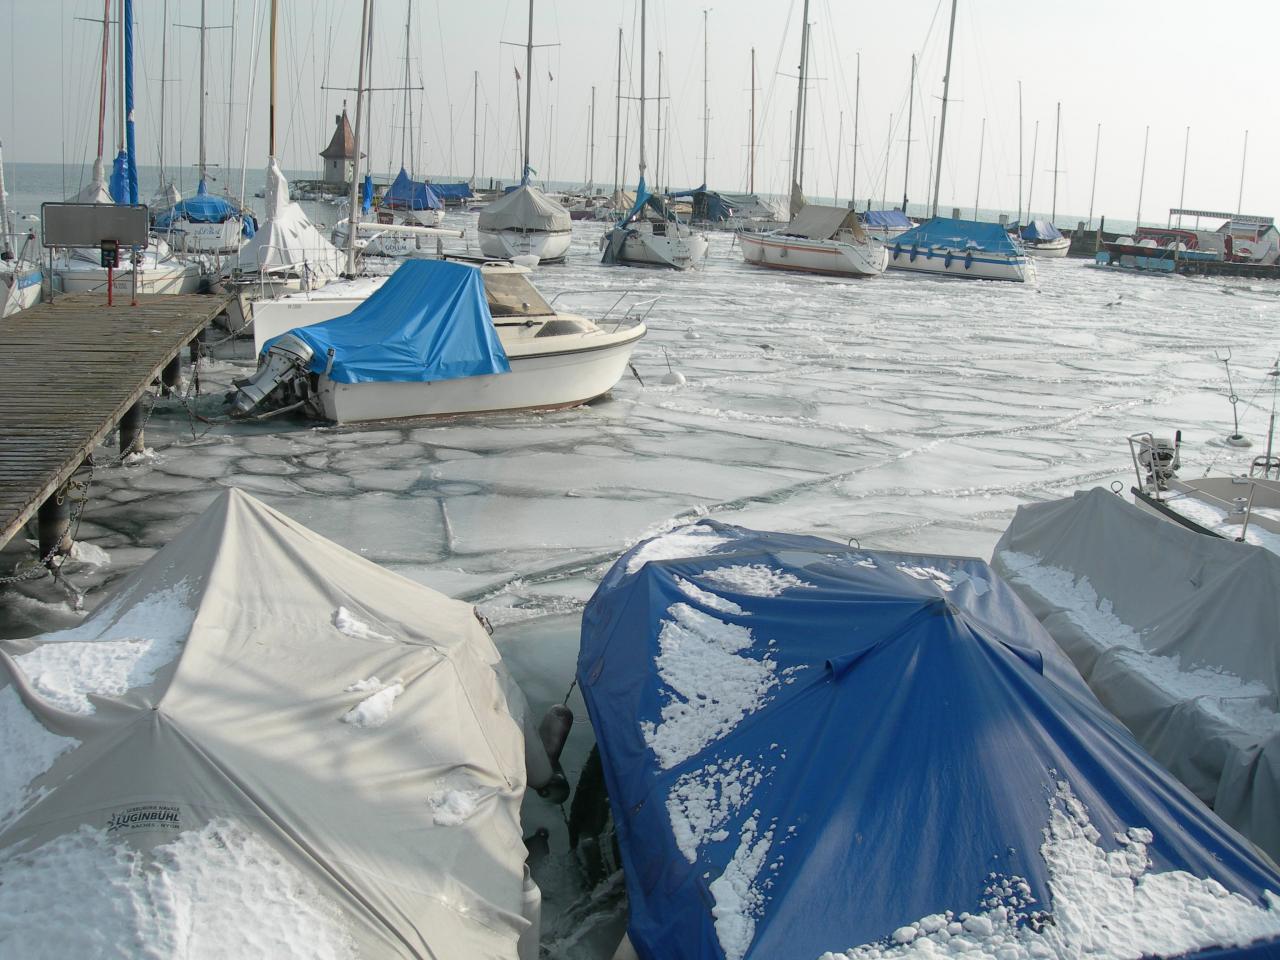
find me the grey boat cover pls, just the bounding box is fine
[782,203,869,243]
[0,489,532,958]
[478,183,571,234]
[992,487,1280,862]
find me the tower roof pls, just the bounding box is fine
[320,108,363,161]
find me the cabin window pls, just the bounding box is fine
[484,272,556,317]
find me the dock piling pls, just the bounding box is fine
[161,354,182,397]
[119,401,145,457]
[36,485,72,563]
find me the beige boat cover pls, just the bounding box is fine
[236,157,344,281]
[478,183,571,233]
[0,489,532,958]
[608,189,636,210]
[782,203,868,243]
[69,158,114,205]
[992,487,1280,862]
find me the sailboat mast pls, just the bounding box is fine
[402,1,412,172]
[902,53,915,212]
[1177,126,1189,227]
[851,52,859,207]
[198,0,207,183]
[1135,123,1149,229]
[269,0,277,157]
[97,0,110,165]
[472,71,479,185]
[523,0,533,178]
[1237,129,1248,215]
[834,111,842,204]
[226,0,237,182]
[0,142,13,258]
[881,113,890,211]
[638,0,646,180]
[702,8,709,187]
[1026,120,1038,218]
[1051,101,1060,222]
[655,51,662,191]
[613,27,621,194]
[973,116,985,219]
[749,48,756,194]
[159,0,169,188]
[345,0,373,274]
[790,0,810,206]
[589,85,595,193]
[1087,122,1100,228]
[1016,80,1022,225]
[930,0,958,217]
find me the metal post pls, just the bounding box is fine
[1135,124,1149,230]
[1087,123,1100,229]
[1177,126,1189,227]
[119,400,145,457]
[974,117,985,219]
[37,485,73,562]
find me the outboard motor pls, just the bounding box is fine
[230,333,315,417]
[1138,430,1181,488]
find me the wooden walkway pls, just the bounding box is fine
[0,292,230,551]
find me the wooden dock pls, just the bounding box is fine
[0,292,230,553]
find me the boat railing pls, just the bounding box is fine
[547,288,661,330]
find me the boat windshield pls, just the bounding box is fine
[484,272,556,318]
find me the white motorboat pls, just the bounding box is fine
[234,158,344,289]
[887,217,1037,283]
[232,258,646,424]
[739,204,886,278]
[1019,220,1070,258]
[477,183,573,264]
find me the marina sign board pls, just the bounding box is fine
[40,202,150,248]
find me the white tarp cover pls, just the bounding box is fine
[478,183,572,234]
[782,203,868,243]
[236,157,344,281]
[0,489,532,959]
[69,157,113,205]
[992,487,1280,862]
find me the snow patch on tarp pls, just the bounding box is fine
[0,820,357,960]
[0,687,78,831]
[818,780,1280,960]
[625,523,734,575]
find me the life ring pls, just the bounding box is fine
[964,250,974,270]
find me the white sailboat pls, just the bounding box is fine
[0,141,42,317]
[477,0,572,264]
[54,0,203,296]
[738,0,884,278]
[232,0,342,294]
[599,0,708,271]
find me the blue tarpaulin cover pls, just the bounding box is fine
[361,174,373,215]
[578,520,1280,960]
[894,216,1020,253]
[383,168,442,211]
[429,182,474,202]
[1020,219,1064,241]
[109,151,131,205]
[861,209,913,229]
[267,259,509,384]
[153,180,255,236]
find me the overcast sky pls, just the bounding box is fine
[4,0,1278,224]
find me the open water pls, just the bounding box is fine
[1,189,1277,956]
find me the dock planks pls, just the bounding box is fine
[0,292,230,552]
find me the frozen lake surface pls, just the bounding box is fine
[3,213,1278,956]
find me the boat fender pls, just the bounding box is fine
[537,768,571,805]
[539,703,574,766]
[944,251,954,268]
[523,710,555,791]
[892,242,901,261]
[964,250,974,270]
[517,865,543,960]
[909,244,918,262]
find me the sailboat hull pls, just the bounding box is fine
[1,265,42,317]
[601,227,709,271]
[886,242,1036,283]
[163,219,247,254]
[478,229,572,264]
[738,232,887,277]
[1025,237,1070,258]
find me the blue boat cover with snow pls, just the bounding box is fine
[153,180,256,236]
[578,520,1280,960]
[267,259,509,384]
[861,208,913,229]
[894,216,1020,254]
[383,168,443,210]
[1020,219,1064,241]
